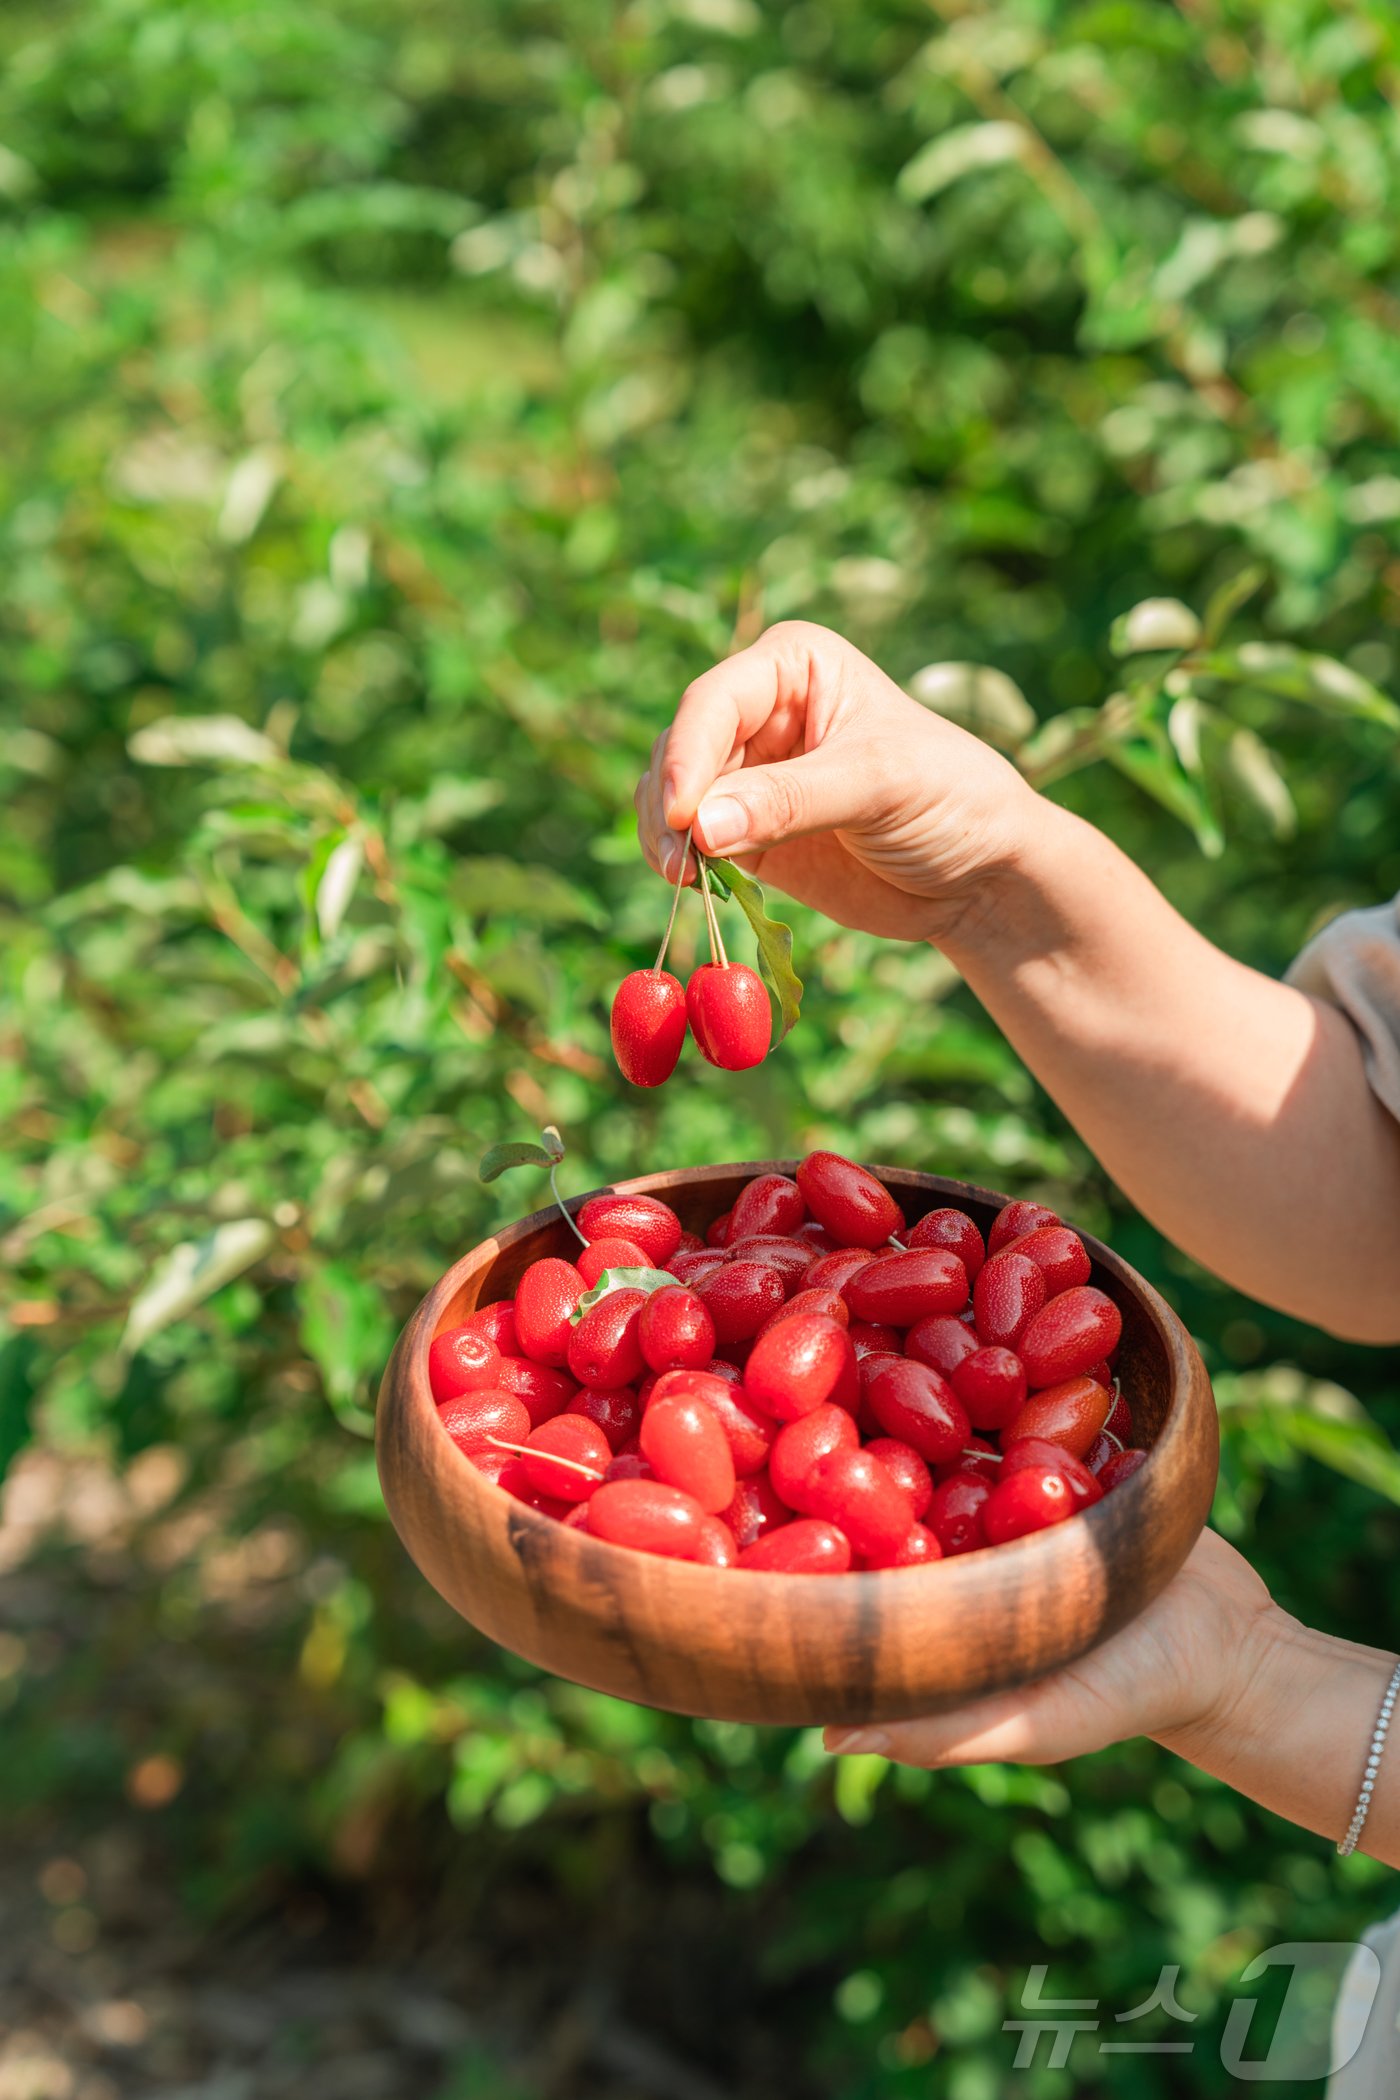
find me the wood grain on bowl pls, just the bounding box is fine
[375,1164,1219,1727]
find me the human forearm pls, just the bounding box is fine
[941,800,1400,1343]
[1154,1605,1400,1865]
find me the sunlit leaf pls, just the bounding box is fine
[121,1219,275,1355]
[1109,599,1202,658]
[898,122,1030,203]
[128,715,282,769]
[569,1268,681,1324]
[906,662,1036,749]
[316,833,364,941]
[1194,646,1400,726]
[478,1142,558,1183]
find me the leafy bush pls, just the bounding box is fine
[4,1,1400,2092]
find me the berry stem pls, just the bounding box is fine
[697,854,729,967]
[549,1162,589,1248]
[486,1436,604,1481]
[887,1236,908,1253]
[654,824,693,973]
[965,1447,1002,1462]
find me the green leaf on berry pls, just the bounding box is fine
[706,858,803,1040]
[568,1267,681,1324]
[478,1141,560,1183]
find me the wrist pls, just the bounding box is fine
[1149,1598,1302,1771]
[930,793,1098,969]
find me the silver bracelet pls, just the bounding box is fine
[1338,1658,1400,1857]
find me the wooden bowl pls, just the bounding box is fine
[376,1163,1218,1727]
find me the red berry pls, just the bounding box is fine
[744,1312,857,1422]
[934,1437,1000,1484]
[795,1152,904,1250]
[1099,1447,1149,1491]
[864,1358,970,1465]
[866,1521,942,1569]
[729,1173,806,1241]
[561,1502,592,1530]
[706,1209,733,1249]
[640,1393,737,1513]
[768,1403,859,1512]
[437,1388,530,1459]
[982,1465,1077,1543]
[1004,1374,1111,1459]
[472,1447,518,1488]
[698,1260,786,1343]
[514,1256,587,1367]
[1104,1386,1131,1440]
[950,1346,1027,1432]
[756,1287,850,1338]
[428,1325,500,1404]
[908,1207,986,1280]
[802,1447,910,1561]
[848,1320,901,1360]
[805,1248,878,1295]
[576,1236,652,1288]
[493,1356,577,1427]
[463,1301,518,1355]
[521,1415,611,1502]
[864,1437,933,1518]
[1019,1287,1123,1389]
[738,1518,851,1573]
[638,1285,716,1373]
[611,968,688,1087]
[999,1437,1102,1509]
[577,1194,683,1267]
[793,1220,836,1251]
[603,1450,655,1483]
[674,1230,705,1255]
[844,1248,968,1326]
[671,1248,729,1288]
[905,1312,980,1379]
[928,1474,992,1556]
[658,1373,775,1477]
[693,1516,739,1567]
[1012,1224,1092,1298]
[587,1478,707,1558]
[686,962,772,1069]
[973,1249,1047,1349]
[988,1199,1060,1254]
[567,1384,641,1453]
[702,1356,745,1387]
[1083,1431,1119,1474]
[567,1287,648,1388]
[723,1469,791,1549]
[726,1235,816,1293]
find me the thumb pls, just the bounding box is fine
[693,750,858,859]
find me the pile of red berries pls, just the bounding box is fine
[429,1152,1147,1573]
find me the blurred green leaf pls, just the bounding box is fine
[906,662,1037,749]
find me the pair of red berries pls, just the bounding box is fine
[430,1155,1151,1574]
[611,962,771,1085]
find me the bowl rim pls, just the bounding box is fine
[383,1159,1205,1595]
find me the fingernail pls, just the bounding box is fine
[660,831,681,881]
[825,1728,889,1757]
[662,772,681,818]
[697,795,746,852]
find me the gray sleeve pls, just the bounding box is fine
[1286,895,1400,1124]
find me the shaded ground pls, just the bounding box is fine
[0,1453,800,2100]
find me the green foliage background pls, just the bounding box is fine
[4,1,1400,2092]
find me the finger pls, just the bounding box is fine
[693,746,870,860]
[823,1684,1076,1770]
[663,625,823,831]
